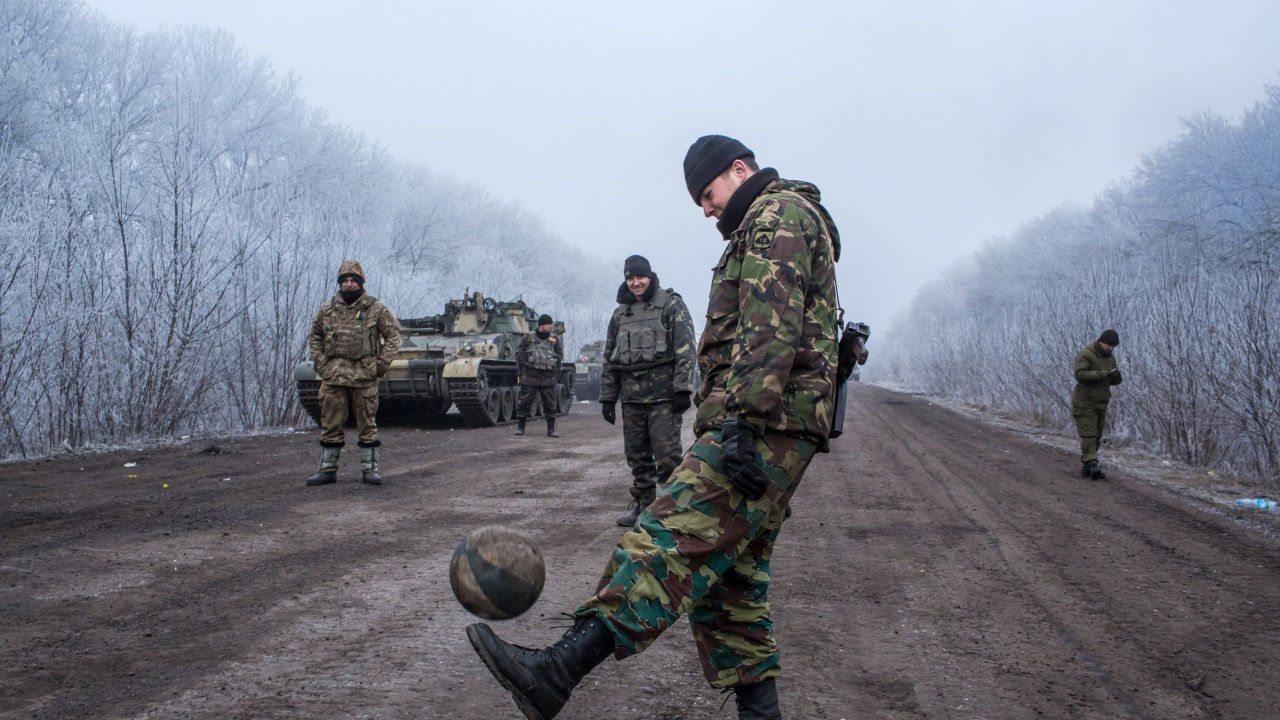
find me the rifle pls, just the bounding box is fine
[829,321,870,439]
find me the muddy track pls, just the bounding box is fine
[1,384,1277,719]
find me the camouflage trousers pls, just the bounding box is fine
[576,429,817,688]
[1072,406,1107,464]
[621,401,684,497]
[318,382,379,446]
[515,384,556,421]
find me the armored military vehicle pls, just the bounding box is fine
[573,340,606,401]
[296,292,574,428]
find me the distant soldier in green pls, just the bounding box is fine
[514,313,564,438]
[600,254,697,526]
[306,260,400,486]
[1072,328,1123,479]
[466,135,842,720]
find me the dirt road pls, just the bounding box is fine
[3,383,1279,719]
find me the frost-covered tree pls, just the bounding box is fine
[876,81,1280,486]
[0,0,612,458]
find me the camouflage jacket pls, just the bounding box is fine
[516,331,563,387]
[1072,343,1122,410]
[309,291,400,388]
[694,177,841,450]
[600,286,697,405]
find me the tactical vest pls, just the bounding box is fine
[610,290,673,369]
[323,296,379,360]
[524,333,559,370]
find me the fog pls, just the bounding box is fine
[84,0,1280,336]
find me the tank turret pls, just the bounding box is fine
[573,340,606,401]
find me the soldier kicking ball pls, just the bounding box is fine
[465,134,846,720]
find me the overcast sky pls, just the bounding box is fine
[84,0,1280,337]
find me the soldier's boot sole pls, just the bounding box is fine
[465,617,612,720]
[466,625,561,720]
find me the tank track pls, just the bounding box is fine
[300,370,573,429]
[450,366,571,428]
[450,365,518,428]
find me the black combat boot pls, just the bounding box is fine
[734,677,782,720]
[615,486,655,527]
[466,615,614,720]
[1091,463,1106,480]
[514,419,526,436]
[306,445,340,486]
[546,416,559,438]
[1081,463,1093,478]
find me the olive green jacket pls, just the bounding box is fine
[1071,343,1122,411]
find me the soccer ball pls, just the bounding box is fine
[449,525,545,620]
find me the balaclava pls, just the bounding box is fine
[337,260,366,305]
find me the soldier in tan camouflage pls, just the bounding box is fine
[514,314,564,438]
[600,255,696,526]
[305,260,400,486]
[466,135,842,720]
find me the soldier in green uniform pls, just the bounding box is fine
[1072,329,1122,479]
[514,314,564,438]
[466,135,842,720]
[305,260,400,486]
[600,255,697,526]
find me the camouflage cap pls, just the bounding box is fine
[337,259,365,287]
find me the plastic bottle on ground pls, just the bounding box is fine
[1234,498,1277,510]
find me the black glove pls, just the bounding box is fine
[720,418,770,500]
[670,392,692,414]
[601,402,616,425]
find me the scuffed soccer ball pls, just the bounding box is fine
[449,525,545,620]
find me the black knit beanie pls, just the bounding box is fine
[337,273,364,288]
[683,135,754,203]
[537,314,553,326]
[624,255,654,279]
[1098,329,1120,346]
